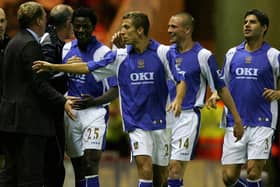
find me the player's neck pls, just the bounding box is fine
[134,37,149,53]
[177,39,194,53]
[245,37,264,52]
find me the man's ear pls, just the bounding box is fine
[137,27,144,36]
[36,17,42,27]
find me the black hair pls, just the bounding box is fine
[72,7,97,28]
[244,9,269,35]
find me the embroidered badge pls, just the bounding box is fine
[137,59,145,68]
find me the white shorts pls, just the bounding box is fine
[222,126,274,165]
[129,128,171,166]
[64,107,108,158]
[170,109,200,161]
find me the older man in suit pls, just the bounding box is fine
[0,2,74,187]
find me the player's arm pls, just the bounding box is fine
[217,87,243,141]
[32,58,89,74]
[262,54,280,101]
[167,80,186,117]
[262,78,280,101]
[71,87,119,110]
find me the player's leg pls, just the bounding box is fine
[135,155,153,187]
[152,129,171,187]
[222,164,244,186]
[246,126,274,187]
[78,149,102,187]
[222,127,247,186]
[78,107,108,187]
[65,107,108,187]
[64,110,84,186]
[129,129,153,187]
[168,110,199,187]
[246,160,265,187]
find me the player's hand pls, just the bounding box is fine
[67,56,83,64]
[233,122,244,142]
[262,88,280,101]
[64,99,76,120]
[32,60,52,73]
[111,31,125,48]
[205,91,220,109]
[167,100,182,117]
[69,94,96,110]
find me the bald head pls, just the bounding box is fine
[0,8,7,38]
[49,4,73,29]
[173,12,195,32]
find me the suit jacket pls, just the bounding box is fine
[40,30,67,94]
[0,29,66,136]
[0,34,10,96]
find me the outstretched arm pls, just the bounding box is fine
[32,57,89,74]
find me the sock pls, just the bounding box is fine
[138,179,153,187]
[232,178,247,187]
[168,178,183,187]
[247,178,262,187]
[78,175,99,187]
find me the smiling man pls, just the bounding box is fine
[61,7,118,187]
[166,12,242,187]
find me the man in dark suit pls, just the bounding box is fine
[40,4,73,187]
[0,2,74,187]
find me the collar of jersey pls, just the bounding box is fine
[72,36,98,49]
[237,41,270,54]
[126,39,159,54]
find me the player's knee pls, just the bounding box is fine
[140,165,153,179]
[222,170,239,186]
[82,150,102,175]
[247,166,262,180]
[168,160,184,179]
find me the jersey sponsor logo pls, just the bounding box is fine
[130,72,155,85]
[67,73,87,83]
[235,67,258,80]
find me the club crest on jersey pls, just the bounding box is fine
[133,142,139,150]
[137,59,145,68]
[176,58,183,65]
[245,56,252,64]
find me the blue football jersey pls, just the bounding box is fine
[62,37,117,103]
[221,42,280,129]
[88,40,182,131]
[168,42,225,110]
